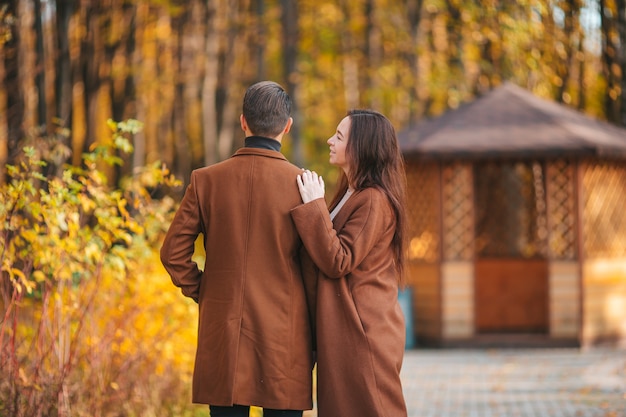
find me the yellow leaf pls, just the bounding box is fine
[32,270,46,283]
[107,119,118,132]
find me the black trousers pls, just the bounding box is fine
[209,404,303,417]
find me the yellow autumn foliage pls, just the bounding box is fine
[0,121,210,417]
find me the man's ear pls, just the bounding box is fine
[283,117,293,134]
[240,114,247,132]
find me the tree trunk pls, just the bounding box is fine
[33,0,47,128]
[168,2,189,183]
[85,2,101,150]
[617,0,626,126]
[0,45,6,183]
[405,0,424,124]
[444,0,464,105]
[181,0,205,177]
[155,8,175,169]
[216,0,244,161]
[111,0,137,179]
[340,0,360,109]
[555,0,581,104]
[422,5,437,117]
[0,5,11,181]
[365,0,382,109]
[599,0,621,123]
[70,4,86,166]
[18,0,38,136]
[254,0,266,80]
[281,0,301,165]
[132,1,147,170]
[55,0,74,129]
[202,0,219,166]
[110,0,134,123]
[576,30,586,110]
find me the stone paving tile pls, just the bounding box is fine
[400,348,626,417]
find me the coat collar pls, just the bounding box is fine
[232,146,289,161]
[330,189,363,228]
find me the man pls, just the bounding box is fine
[160,81,314,417]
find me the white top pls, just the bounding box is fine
[330,188,354,220]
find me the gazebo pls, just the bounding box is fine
[398,82,626,347]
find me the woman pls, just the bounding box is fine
[291,109,408,417]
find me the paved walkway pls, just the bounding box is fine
[400,348,626,417]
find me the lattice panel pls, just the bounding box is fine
[405,160,440,263]
[583,161,626,258]
[546,159,577,260]
[442,163,474,261]
[474,161,548,258]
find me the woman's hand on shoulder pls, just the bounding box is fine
[297,170,325,203]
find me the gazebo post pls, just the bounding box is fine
[439,161,475,345]
[575,160,585,347]
[545,158,581,346]
[436,161,444,344]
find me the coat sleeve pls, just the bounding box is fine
[290,190,389,279]
[160,171,203,302]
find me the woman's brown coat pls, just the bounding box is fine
[291,188,407,417]
[160,147,314,410]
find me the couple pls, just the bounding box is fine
[160,81,408,417]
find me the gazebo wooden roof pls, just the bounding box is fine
[398,82,626,159]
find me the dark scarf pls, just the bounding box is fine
[244,136,281,152]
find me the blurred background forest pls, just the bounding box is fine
[0,0,625,416]
[1,0,625,187]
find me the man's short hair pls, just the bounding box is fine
[242,81,292,138]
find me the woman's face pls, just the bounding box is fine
[327,116,350,173]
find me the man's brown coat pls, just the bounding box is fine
[160,147,314,410]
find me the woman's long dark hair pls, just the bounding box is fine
[328,109,408,282]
